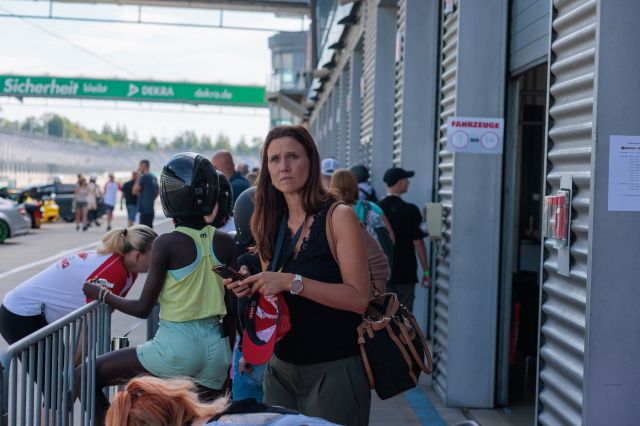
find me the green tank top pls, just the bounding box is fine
[159,226,227,322]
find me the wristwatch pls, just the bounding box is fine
[290,274,304,295]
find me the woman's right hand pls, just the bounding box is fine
[223,265,252,297]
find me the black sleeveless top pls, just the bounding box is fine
[274,200,361,365]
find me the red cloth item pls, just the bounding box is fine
[242,293,291,365]
[84,253,137,303]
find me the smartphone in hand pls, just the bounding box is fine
[212,264,245,281]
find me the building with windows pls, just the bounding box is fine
[303,1,640,424]
[267,31,308,128]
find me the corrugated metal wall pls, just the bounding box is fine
[344,59,353,165]
[433,2,458,401]
[360,0,377,169]
[327,92,335,158]
[311,117,319,148]
[316,104,324,156]
[510,0,551,73]
[337,72,347,166]
[335,80,340,162]
[537,0,596,424]
[392,0,406,167]
[320,102,328,156]
[348,49,363,167]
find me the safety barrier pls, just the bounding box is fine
[0,301,111,426]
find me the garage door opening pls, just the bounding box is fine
[498,62,548,415]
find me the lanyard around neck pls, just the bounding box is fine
[270,212,306,272]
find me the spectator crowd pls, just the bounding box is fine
[4,125,433,426]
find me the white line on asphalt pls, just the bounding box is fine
[0,241,100,280]
[0,218,172,280]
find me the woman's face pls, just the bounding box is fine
[266,136,310,195]
[123,250,152,273]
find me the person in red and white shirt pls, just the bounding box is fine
[0,225,157,345]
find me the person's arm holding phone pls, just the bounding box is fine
[222,264,253,298]
[212,264,245,281]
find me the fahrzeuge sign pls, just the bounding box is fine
[0,75,267,107]
[446,116,504,155]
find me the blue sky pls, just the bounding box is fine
[0,0,308,144]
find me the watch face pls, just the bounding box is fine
[291,279,303,294]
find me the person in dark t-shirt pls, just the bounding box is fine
[133,160,159,228]
[121,171,139,227]
[378,167,430,311]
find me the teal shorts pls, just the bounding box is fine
[136,317,231,390]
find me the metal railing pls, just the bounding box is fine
[0,301,111,426]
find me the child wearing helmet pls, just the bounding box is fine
[82,152,237,425]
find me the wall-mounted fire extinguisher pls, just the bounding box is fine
[543,190,570,248]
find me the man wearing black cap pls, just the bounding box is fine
[378,167,430,311]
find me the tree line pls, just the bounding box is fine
[0,113,263,155]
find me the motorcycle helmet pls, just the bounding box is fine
[160,152,219,218]
[211,171,233,228]
[349,164,370,183]
[233,186,256,251]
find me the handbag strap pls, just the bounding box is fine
[325,202,342,261]
[326,202,380,296]
[270,212,306,272]
[357,326,376,389]
[406,312,434,374]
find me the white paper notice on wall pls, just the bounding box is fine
[608,135,640,212]
[446,117,504,155]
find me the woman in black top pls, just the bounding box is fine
[225,125,371,426]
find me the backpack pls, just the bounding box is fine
[359,201,394,269]
[326,202,389,294]
[358,184,378,202]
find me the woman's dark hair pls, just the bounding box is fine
[251,125,328,262]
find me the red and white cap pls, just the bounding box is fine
[242,292,291,365]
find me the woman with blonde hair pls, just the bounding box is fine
[0,225,157,344]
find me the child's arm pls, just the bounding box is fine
[83,235,170,318]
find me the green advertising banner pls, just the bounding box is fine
[0,75,268,107]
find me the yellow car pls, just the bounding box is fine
[41,197,60,222]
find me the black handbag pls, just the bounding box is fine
[356,291,433,399]
[326,202,433,399]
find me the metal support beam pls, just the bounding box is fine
[51,0,309,15]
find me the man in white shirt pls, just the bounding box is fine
[103,173,120,231]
